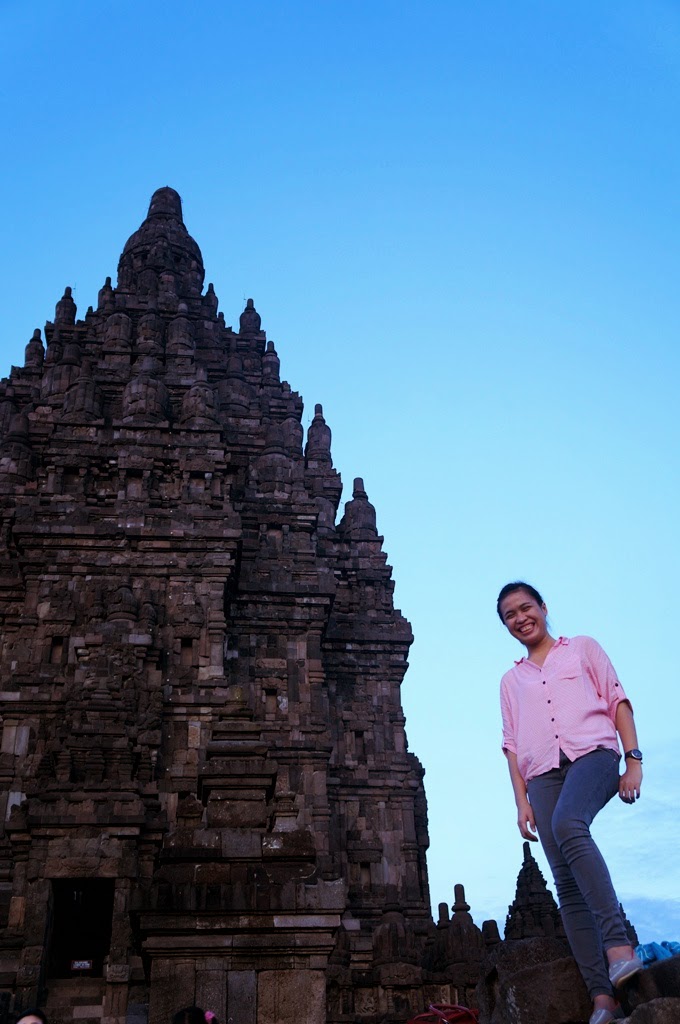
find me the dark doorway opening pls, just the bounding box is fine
[48,879,115,978]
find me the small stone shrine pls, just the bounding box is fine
[504,841,564,941]
[0,188,495,1024]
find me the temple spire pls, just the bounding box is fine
[505,840,563,940]
[117,185,204,298]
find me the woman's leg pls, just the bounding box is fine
[528,753,619,999]
[550,748,629,955]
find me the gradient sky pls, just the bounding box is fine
[1,1,679,943]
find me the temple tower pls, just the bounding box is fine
[0,189,440,1024]
[505,841,564,941]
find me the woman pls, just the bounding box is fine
[498,581,643,1024]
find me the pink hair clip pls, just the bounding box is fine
[204,1014,215,1023]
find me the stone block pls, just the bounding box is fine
[105,963,130,983]
[148,957,195,1024]
[262,830,316,859]
[377,962,423,986]
[124,1002,148,1024]
[7,895,25,929]
[206,797,267,828]
[194,863,230,885]
[220,828,261,858]
[620,955,680,1015]
[477,947,589,1024]
[303,874,343,914]
[627,998,680,1023]
[195,966,225,1020]
[258,969,326,1024]
[16,964,41,985]
[227,970,256,1024]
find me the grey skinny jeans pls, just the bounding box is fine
[527,747,629,998]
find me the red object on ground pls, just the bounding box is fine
[406,1003,479,1023]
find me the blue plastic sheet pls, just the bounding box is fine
[635,941,680,964]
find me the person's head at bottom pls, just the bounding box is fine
[172,1008,218,1024]
[15,1010,48,1024]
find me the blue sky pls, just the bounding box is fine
[1,1,679,942]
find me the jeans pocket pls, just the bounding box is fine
[596,745,621,763]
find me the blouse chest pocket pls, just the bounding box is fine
[552,656,583,684]
[551,657,603,707]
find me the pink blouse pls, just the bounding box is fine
[500,635,630,782]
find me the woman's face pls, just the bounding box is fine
[499,588,549,647]
[17,1016,44,1024]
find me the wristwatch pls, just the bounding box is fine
[624,748,643,762]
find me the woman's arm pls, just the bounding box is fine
[505,750,538,841]
[615,701,642,804]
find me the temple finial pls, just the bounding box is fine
[147,186,183,221]
[239,297,262,334]
[24,328,44,369]
[55,286,77,325]
[305,403,332,464]
[262,341,280,381]
[452,883,470,914]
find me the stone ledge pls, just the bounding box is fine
[626,997,680,1023]
[620,954,680,1015]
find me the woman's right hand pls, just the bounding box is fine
[517,799,538,841]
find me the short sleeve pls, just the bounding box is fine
[580,635,632,719]
[500,674,517,754]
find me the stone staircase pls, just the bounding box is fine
[43,978,106,1024]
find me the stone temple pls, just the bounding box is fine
[0,188,496,1024]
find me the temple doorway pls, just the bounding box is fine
[47,879,115,978]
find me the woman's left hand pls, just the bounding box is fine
[619,761,642,803]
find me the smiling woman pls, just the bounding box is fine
[497,581,644,1024]
[496,581,548,646]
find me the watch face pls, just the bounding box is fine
[626,749,643,760]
